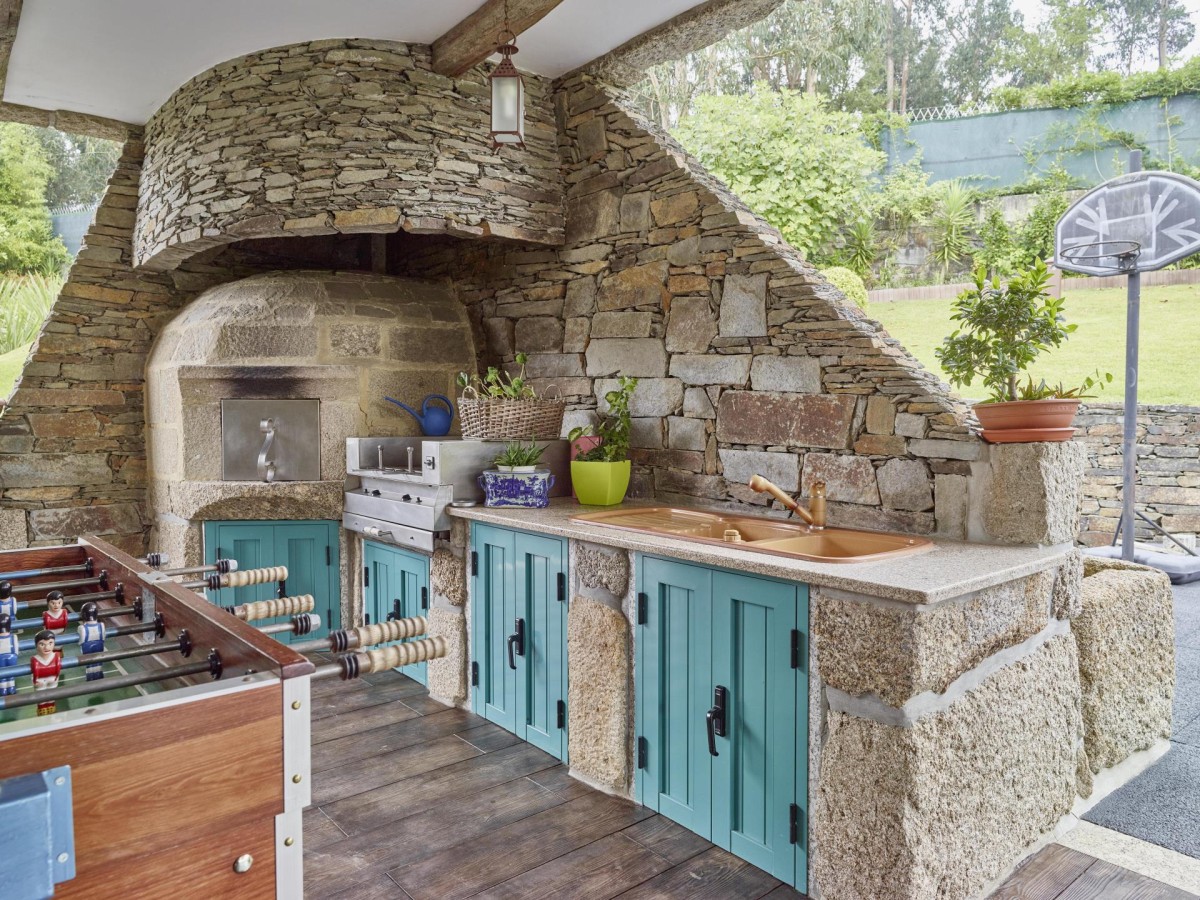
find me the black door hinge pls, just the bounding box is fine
[365,613,371,625]
[471,661,479,686]
[637,592,648,625]
[557,699,566,729]
[557,571,566,603]
[470,550,478,577]
[326,545,331,566]
[790,803,803,845]
[791,629,804,670]
[364,566,370,588]
[637,736,648,769]
[421,586,429,610]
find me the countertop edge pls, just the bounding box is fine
[447,502,1071,605]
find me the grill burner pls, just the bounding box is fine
[342,437,569,552]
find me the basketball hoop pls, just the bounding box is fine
[1058,240,1142,272]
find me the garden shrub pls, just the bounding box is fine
[821,266,869,308]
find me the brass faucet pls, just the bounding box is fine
[749,474,827,529]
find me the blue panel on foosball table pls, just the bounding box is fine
[0,764,75,899]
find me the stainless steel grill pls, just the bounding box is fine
[342,437,569,552]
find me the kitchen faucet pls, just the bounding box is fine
[749,475,826,529]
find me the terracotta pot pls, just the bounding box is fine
[973,398,1080,443]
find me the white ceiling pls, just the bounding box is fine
[5,0,704,125]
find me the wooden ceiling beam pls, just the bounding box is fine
[432,0,566,78]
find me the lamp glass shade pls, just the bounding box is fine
[490,66,525,145]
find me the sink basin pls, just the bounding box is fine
[570,507,934,563]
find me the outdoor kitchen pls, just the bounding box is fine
[0,3,1182,899]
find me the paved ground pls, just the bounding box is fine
[1083,581,1200,859]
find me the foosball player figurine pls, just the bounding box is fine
[31,629,62,716]
[0,585,15,624]
[43,591,69,648]
[78,602,106,681]
[0,613,17,695]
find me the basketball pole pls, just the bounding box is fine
[1120,149,1143,561]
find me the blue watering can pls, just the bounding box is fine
[385,394,454,436]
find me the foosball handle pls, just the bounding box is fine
[345,636,447,678]
[211,567,288,589]
[233,594,315,622]
[331,615,428,652]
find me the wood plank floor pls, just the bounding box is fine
[304,667,1194,900]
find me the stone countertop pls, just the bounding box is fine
[448,499,1070,605]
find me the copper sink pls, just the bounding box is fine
[569,507,933,563]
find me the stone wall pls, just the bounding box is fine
[397,74,1011,539]
[1076,403,1200,547]
[136,39,564,271]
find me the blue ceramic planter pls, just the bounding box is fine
[479,469,555,508]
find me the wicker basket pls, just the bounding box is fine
[458,387,566,441]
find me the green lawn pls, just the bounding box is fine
[0,344,29,401]
[871,283,1200,406]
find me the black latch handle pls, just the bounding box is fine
[507,618,525,670]
[706,685,728,757]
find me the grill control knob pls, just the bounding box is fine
[371,490,381,497]
[402,494,412,501]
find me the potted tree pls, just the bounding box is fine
[935,261,1111,443]
[569,376,638,506]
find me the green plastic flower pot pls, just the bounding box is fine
[570,460,631,506]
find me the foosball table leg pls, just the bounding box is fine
[274,673,309,899]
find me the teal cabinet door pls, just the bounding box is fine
[635,556,808,894]
[711,570,805,884]
[470,524,568,762]
[363,541,429,685]
[472,524,518,734]
[204,520,341,643]
[636,556,714,838]
[516,532,567,761]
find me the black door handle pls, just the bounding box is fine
[706,685,728,758]
[507,618,525,670]
[387,599,401,621]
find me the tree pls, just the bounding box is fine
[0,124,69,274]
[1000,0,1105,87]
[1102,0,1195,72]
[34,128,121,208]
[675,88,885,261]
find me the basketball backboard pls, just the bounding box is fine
[1055,170,1200,276]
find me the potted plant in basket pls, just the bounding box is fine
[456,352,565,442]
[569,377,638,506]
[479,439,555,508]
[935,261,1111,443]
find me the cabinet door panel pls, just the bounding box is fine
[637,557,713,839]
[472,525,518,734]
[275,523,336,642]
[392,548,429,685]
[712,571,799,882]
[206,525,275,608]
[516,532,566,760]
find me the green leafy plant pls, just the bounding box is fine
[839,220,878,279]
[0,273,62,355]
[935,261,1104,403]
[973,202,1017,278]
[573,377,638,463]
[820,266,869,308]
[1015,371,1112,401]
[457,351,536,400]
[493,440,545,468]
[1013,191,1071,269]
[929,180,976,282]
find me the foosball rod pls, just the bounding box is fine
[229,594,314,622]
[11,603,137,632]
[14,584,125,613]
[255,614,321,637]
[291,615,427,655]
[0,631,193,680]
[1,572,108,598]
[0,557,95,583]
[179,567,289,592]
[0,650,223,710]
[311,637,447,682]
[17,614,166,652]
[159,559,238,577]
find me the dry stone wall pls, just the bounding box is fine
[402,74,989,537]
[1077,403,1200,546]
[136,40,564,271]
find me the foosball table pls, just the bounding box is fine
[0,535,447,900]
